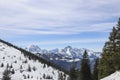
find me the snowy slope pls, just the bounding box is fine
[101,71,120,80]
[0,41,68,80]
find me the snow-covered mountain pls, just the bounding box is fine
[0,39,69,80]
[27,45,101,58]
[26,45,101,71]
[27,45,41,53]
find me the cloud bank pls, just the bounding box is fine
[0,0,120,35]
[0,0,120,51]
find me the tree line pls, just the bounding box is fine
[69,18,120,80]
[98,18,120,79]
[69,50,99,80]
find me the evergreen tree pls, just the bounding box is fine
[23,74,27,79]
[1,63,4,67]
[27,65,31,72]
[58,72,65,80]
[93,58,99,80]
[7,63,9,68]
[69,59,77,80]
[33,66,37,71]
[10,64,13,68]
[80,50,92,80]
[20,65,22,69]
[2,68,11,80]
[98,18,120,79]
[11,69,15,74]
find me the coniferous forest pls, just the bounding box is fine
[69,18,120,80]
[98,18,120,79]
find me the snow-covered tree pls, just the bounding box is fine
[2,68,11,80]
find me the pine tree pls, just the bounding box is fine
[58,72,65,80]
[93,58,99,80]
[1,63,4,67]
[98,18,120,79]
[80,50,92,80]
[2,68,11,80]
[69,59,77,80]
[23,74,27,79]
[27,65,31,72]
[33,66,37,71]
[10,64,12,68]
[20,65,22,69]
[7,63,9,68]
[11,69,15,74]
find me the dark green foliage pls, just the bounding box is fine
[93,58,99,80]
[14,60,17,63]
[43,74,46,79]
[20,65,22,69]
[23,59,28,63]
[33,66,37,71]
[7,63,9,68]
[43,74,53,79]
[69,60,77,80]
[27,74,30,79]
[1,63,4,67]
[23,74,26,79]
[11,69,15,74]
[43,64,46,68]
[3,57,5,59]
[10,64,13,68]
[98,18,120,79]
[80,50,92,80]
[2,68,11,80]
[27,65,31,72]
[58,72,66,80]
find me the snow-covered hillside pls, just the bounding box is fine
[0,41,68,80]
[101,71,120,80]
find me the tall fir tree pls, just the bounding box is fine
[98,18,120,79]
[93,58,99,80]
[80,50,92,80]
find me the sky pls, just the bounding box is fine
[0,0,120,52]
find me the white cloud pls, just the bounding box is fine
[0,0,120,36]
[14,38,108,46]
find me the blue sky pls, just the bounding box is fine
[0,0,120,51]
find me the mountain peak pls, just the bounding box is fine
[27,45,41,53]
[26,45,101,58]
[65,46,72,49]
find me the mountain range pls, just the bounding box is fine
[26,45,101,71]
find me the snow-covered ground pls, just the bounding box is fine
[101,71,120,80]
[0,42,68,80]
